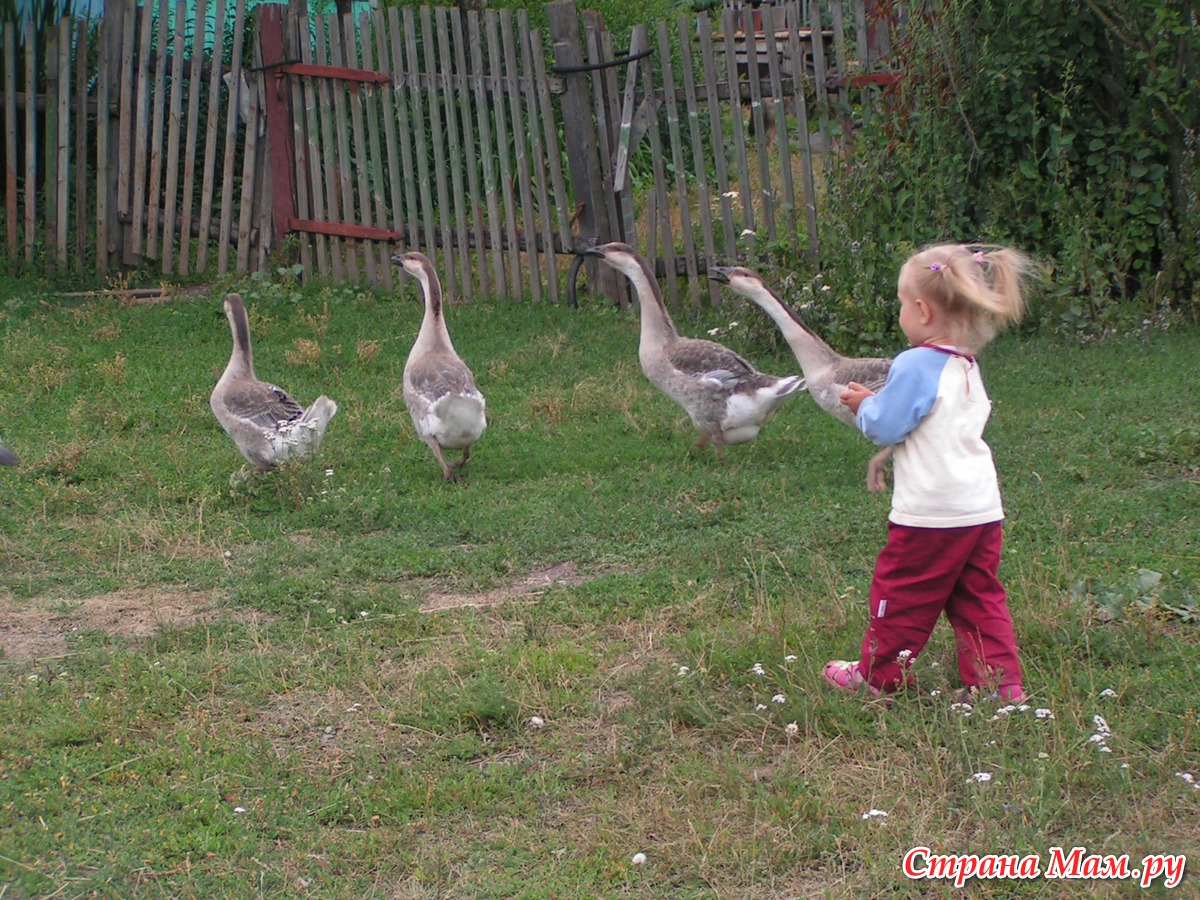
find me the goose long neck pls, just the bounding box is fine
[226,301,255,378]
[629,255,677,348]
[413,267,455,356]
[746,283,839,374]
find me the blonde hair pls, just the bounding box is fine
[899,243,1038,351]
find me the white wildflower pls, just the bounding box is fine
[930,689,942,698]
[722,190,739,199]
[359,611,369,618]
[324,468,334,477]
[896,649,912,662]
[1093,714,1111,735]
[756,704,767,711]
[1176,772,1196,786]
[528,716,545,729]
[785,722,799,736]
[1035,708,1054,720]
[771,694,786,704]
[741,229,756,238]
[1087,734,1107,744]
[783,654,797,663]
[861,808,888,820]
[234,806,247,814]
[971,772,993,783]
[1098,746,1113,754]
[1100,688,1117,699]
[751,663,765,676]
[678,665,691,676]
[631,852,647,865]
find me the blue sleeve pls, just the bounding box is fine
[856,348,946,446]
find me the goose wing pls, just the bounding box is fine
[831,357,891,394]
[223,379,306,429]
[667,337,759,389]
[406,353,481,403]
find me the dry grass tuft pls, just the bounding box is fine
[285,338,322,368]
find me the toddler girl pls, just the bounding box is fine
[827,243,1037,701]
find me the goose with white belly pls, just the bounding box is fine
[583,243,804,454]
[392,251,487,481]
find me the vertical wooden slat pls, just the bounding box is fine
[635,24,677,310]
[195,0,226,273]
[95,16,110,273]
[500,12,540,301]
[786,0,820,266]
[328,18,361,282]
[598,23,631,241]
[436,7,471,300]
[177,0,207,275]
[518,11,558,302]
[361,12,393,290]
[161,0,187,273]
[450,9,485,297]
[742,7,776,242]
[388,8,420,259]
[720,7,755,238]
[145,0,170,260]
[314,18,345,280]
[130,0,154,257]
[374,11,403,282]
[24,22,37,263]
[285,5,315,275]
[304,17,338,277]
[3,25,18,264]
[403,8,437,266]
[420,7,453,296]
[697,16,735,260]
[656,19,700,308]
[116,5,136,227]
[74,19,90,268]
[484,10,519,296]
[467,11,503,292]
[679,14,719,307]
[809,0,831,156]
[44,23,59,263]
[529,29,572,265]
[342,15,377,284]
[217,0,247,274]
[853,0,871,71]
[55,19,71,266]
[763,7,797,250]
[237,28,263,273]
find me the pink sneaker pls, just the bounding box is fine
[824,660,881,697]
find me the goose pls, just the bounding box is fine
[583,242,805,454]
[392,251,487,481]
[708,265,894,490]
[0,443,16,466]
[210,292,338,471]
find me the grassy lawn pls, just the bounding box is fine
[1,275,1198,897]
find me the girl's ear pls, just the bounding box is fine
[914,297,933,324]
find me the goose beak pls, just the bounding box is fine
[707,266,733,284]
[579,246,605,259]
[391,254,405,266]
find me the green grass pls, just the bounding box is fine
[1,276,1198,897]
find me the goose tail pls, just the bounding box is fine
[0,444,18,467]
[775,375,807,397]
[298,396,339,453]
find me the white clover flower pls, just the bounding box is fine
[896,649,912,662]
[1098,746,1112,754]
[771,694,786,704]
[234,806,247,814]
[528,716,545,729]
[751,663,765,676]
[971,772,993,783]
[1087,734,1107,744]
[785,722,799,736]
[631,852,647,865]
[678,665,691,676]
[1093,714,1111,734]
[1100,688,1117,699]
[783,654,797,663]
[1035,708,1054,719]
[861,808,888,820]
[756,704,768,711]
[1176,772,1196,785]
[930,689,941,698]
[1017,704,1031,712]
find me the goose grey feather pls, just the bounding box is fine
[210,292,337,470]
[0,443,17,466]
[392,251,487,481]
[584,243,805,453]
[709,265,894,489]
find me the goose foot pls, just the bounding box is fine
[866,447,892,493]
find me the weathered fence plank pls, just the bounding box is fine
[195,0,226,273]
[4,25,17,265]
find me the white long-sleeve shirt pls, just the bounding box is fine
[856,344,1003,528]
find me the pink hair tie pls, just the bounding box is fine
[929,262,944,272]
[972,251,986,264]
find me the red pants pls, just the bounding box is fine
[858,521,1023,696]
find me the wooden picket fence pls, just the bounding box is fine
[0,0,899,305]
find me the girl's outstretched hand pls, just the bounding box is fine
[840,381,876,416]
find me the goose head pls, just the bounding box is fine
[392,250,435,279]
[707,265,779,305]
[581,242,654,282]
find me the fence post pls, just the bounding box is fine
[257,5,297,266]
[547,0,621,305]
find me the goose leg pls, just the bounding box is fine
[428,441,457,481]
[457,445,472,473]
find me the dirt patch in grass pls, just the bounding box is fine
[420,562,591,613]
[0,587,266,664]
